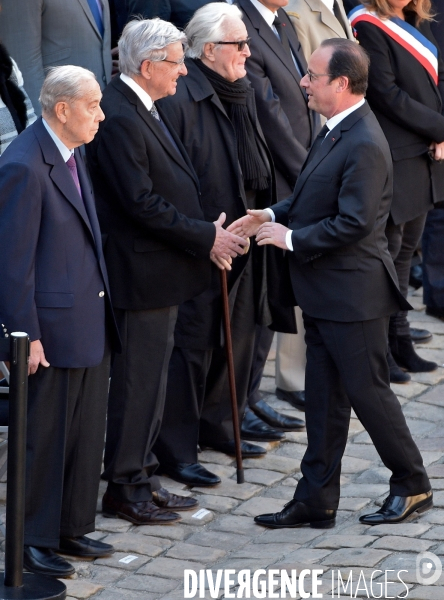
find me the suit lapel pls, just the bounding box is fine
[34,119,94,237]
[75,147,102,251]
[309,0,349,38]
[77,0,101,39]
[292,103,370,202]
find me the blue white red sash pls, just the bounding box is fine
[349,5,438,84]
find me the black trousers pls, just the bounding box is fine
[422,205,444,310]
[103,306,177,502]
[199,259,256,445]
[294,313,430,509]
[386,212,428,336]
[247,324,275,408]
[25,347,111,548]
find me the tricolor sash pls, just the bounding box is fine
[349,5,438,84]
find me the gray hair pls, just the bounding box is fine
[185,3,244,59]
[39,65,97,114]
[119,18,187,76]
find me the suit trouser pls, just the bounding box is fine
[422,205,444,309]
[103,306,177,502]
[294,313,430,509]
[275,307,307,392]
[246,324,275,408]
[386,212,428,336]
[25,347,111,548]
[199,259,256,445]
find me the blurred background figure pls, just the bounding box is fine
[0,42,36,154]
[351,0,444,382]
[0,0,112,114]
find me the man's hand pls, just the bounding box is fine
[210,252,232,270]
[29,339,50,375]
[429,141,444,161]
[256,222,291,250]
[212,213,248,263]
[227,209,271,238]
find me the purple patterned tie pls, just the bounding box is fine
[66,154,83,198]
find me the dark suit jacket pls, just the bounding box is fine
[0,118,116,367]
[158,59,279,348]
[273,102,410,322]
[355,18,444,224]
[86,76,215,311]
[237,0,317,198]
[126,0,225,28]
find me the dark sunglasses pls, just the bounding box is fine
[215,38,251,52]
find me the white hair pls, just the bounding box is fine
[39,65,97,114]
[185,3,244,59]
[119,18,187,76]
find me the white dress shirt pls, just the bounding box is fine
[265,98,366,250]
[42,118,73,161]
[120,73,154,112]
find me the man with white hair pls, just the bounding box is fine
[0,65,119,577]
[86,18,247,525]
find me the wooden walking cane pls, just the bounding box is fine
[220,269,244,484]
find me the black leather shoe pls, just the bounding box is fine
[359,491,433,525]
[255,499,336,529]
[241,408,285,441]
[160,462,221,487]
[152,487,198,511]
[387,350,411,384]
[275,388,305,411]
[426,306,444,321]
[23,546,75,578]
[102,490,181,524]
[59,535,114,558]
[410,327,433,343]
[251,399,305,431]
[202,440,267,458]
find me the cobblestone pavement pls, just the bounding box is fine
[2,287,444,599]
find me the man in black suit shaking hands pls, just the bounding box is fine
[229,39,432,528]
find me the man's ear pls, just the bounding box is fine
[336,75,349,93]
[140,59,153,80]
[54,101,69,124]
[202,42,217,64]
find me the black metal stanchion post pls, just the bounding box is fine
[0,332,66,600]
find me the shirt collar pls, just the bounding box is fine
[250,0,277,28]
[42,118,73,162]
[321,0,335,13]
[120,73,154,113]
[325,98,365,133]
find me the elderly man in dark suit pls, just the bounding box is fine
[230,39,432,528]
[86,18,247,524]
[0,65,118,577]
[230,0,318,432]
[0,0,113,115]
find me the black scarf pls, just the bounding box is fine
[195,59,269,191]
[0,43,27,134]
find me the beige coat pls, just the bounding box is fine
[285,0,354,61]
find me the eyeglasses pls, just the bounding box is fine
[215,38,251,52]
[161,55,186,66]
[306,68,330,81]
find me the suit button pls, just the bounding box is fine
[288,218,293,223]
[99,291,105,297]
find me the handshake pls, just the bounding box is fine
[211,209,290,270]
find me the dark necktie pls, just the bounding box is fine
[150,103,182,156]
[273,17,292,58]
[86,0,104,37]
[66,154,83,198]
[305,124,329,166]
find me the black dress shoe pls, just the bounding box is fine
[251,399,305,430]
[241,408,285,441]
[359,491,433,525]
[387,350,411,384]
[410,327,433,343]
[202,440,267,457]
[152,487,198,511]
[102,490,181,524]
[59,535,114,558]
[160,462,221,487]
[275,388,305,411]
[254,499,336,529]
[390,335,437,372]
[426,306,444,321]
[23,546,75,578]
